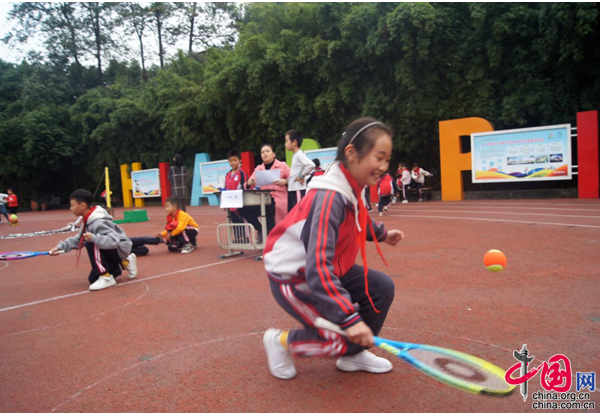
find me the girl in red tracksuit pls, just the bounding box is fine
[377,172,398,216]
[262,118,405,380]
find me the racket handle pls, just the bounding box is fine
[49,250,66,255]
[314,317,347,336]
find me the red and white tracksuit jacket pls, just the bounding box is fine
[264,161,388,329]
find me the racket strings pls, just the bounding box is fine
[407,348,513,391]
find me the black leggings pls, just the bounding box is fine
[130,236,162,256]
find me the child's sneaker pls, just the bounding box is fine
[125,253,137,279]
[402,200,408,204]
[336,350,393,373]
[89,274,117,291]
[384,205,389,212]
[263,328,296,379]
[379,212,383,217]
[181,243,194,254]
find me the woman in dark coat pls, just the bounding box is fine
[168,154,188,212]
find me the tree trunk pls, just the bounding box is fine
[188,3,196,54]
[139,34,147,82]
[59,3,83,88]
[94,6,103,84]
[157,14,164,68]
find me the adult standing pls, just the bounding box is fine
[168,154,188,212]
[242,143,291,237]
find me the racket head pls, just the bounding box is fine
[0,251,64,260]
[0,251,47,260]
[376,338,516,397]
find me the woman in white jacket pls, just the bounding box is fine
[411,163,432,202]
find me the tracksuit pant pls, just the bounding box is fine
[287,190,306,213]
[269,264,395,357]
[0,205,9,222]
[378,195,392,213]
[236,203,276,235]
[130,236,162,256]
[85,241,123,284]
[168,228,198,252]
[364,189,372,211]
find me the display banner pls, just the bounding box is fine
[471,124,571,183]
[305,147,338,171]
[199,160,231,194]
[131,169,161,198]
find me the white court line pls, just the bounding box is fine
[388,214,600,229]
[0,253,260,313]
[408,205,600,212]
[388,208,600,219]
[0,262,9,271]
[50,330,263,412]
[5,283,151,337]
[441,202,600,208]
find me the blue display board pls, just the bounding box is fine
[190,153,218,206]
[305,147,337,171]
[471,124,572,183]
[199,160,231,194]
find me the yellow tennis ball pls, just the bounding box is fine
[483,249,506,273]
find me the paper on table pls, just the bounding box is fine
[220,190,244,208]
[255,169,280,187]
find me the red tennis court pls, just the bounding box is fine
[1,200,598,412]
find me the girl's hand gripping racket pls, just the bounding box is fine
[315,317,515,397]
[0,251,65,260]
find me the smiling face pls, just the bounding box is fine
[261,145,276,164]
[344,133,393,187]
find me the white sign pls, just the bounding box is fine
[219,190,244,209]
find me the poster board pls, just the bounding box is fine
[305,147,338,171]
[199,160,231,195]
[131,169,161,198]
[471,124,572,183]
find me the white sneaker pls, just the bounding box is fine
[336,350,393,373]
[402,200,408,204]
[126,253,137,279]
[384,206,389,211]
[181,243,194,254]
[263,328,296,379]
[419,198,423,202]
[89,275,117,291]
[378,212,383,217]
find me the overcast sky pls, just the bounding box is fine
[0,2,35,63]
[0,2,193,67]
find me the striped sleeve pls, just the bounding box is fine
[367,218,387,243]
[303,190,362,328]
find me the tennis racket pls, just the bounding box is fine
[315,317,515,397]
[0,251,65,260]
